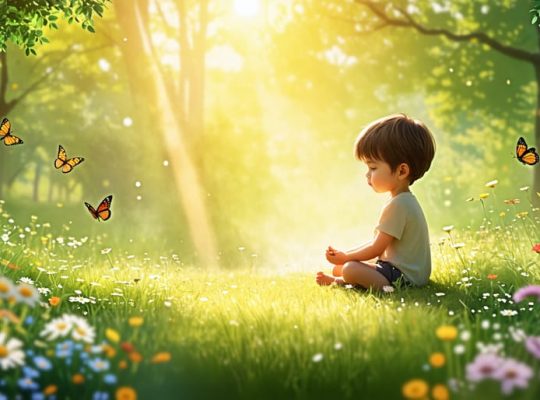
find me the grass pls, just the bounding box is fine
[1,189,540,399]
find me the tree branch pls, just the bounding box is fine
[355,0,539,64]
[7,42,115,114]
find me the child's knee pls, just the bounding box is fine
[342,261,359,282]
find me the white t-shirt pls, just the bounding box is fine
[375,191,431,286]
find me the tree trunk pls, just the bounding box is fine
[32,162,41,202]
[114,0,219,268]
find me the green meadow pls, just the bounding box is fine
[2,185,540,399]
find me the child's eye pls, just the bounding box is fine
[369,167,376,171]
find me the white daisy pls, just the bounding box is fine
[40,315,73,341]
[14,283,40,307]
[0,332,25,370]
[0,277,15,299]
[69,315,96,344]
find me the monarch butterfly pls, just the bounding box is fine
[54,145,84,173]
[0,118,23,146]
[516,137,539,166]
[84,195,113,221]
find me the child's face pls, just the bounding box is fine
[364,159,401,193]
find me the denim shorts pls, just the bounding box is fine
[375,260,412,287]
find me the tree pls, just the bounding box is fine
[328,0,540,199]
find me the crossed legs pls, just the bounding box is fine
[316,261,390,291]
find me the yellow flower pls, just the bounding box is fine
[119,360,128,369]
[479,193,489,199]
[72,374,85,384]
[432,384,450,400]
[436,325,458,341]
[429,352,446,368]
[116,387,137,400]
[499,212,506,217]
[106,328,120,343]
[43,385,58,395]
[402,379,429,399]
[151,352,172,364]
[128,316,144,327]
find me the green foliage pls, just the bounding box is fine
[0,0,109,54]
[531,0,540,25]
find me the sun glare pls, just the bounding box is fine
[234,0,260,17]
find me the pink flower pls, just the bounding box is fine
[493,358,533,395]
[466,353,503,382]
[525,336,540,359]
[533,243,540,253]
[513,285,540,303]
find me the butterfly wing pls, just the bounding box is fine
[0,118,23,146]
[62,157,84,174]
[520,148,539,166]
[517,137,528,159]
[96,195,113,221]
[3,135,23,146]
[0,118,11,139]
[55,145,67,169]
[84,202,99,220]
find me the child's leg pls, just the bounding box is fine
[341,261,390,290]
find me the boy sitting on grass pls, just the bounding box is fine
[316,114,436,291]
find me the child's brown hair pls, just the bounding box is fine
[354,114,436,185]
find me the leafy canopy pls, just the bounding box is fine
[0,0,109,55]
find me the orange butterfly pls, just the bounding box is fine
[84,195,113,221]
[516,137,539,166]
[54,145,84,173]
[0,118,23,146]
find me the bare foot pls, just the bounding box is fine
[316,271,344,286]
[332,264,343,277]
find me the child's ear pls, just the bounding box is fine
[398,163,410,180]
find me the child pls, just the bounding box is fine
[316,114,435,290]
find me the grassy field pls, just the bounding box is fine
[1,191,540,399]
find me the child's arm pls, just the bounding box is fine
[326,231,394,264]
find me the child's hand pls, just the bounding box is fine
[326,246,348,265]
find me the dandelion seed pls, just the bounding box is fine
[466,197,474,202]
[435,292,446,297]
[442,225,454,232]
[163,160,169,167]
[485,180,498,188]
[452,243,465,249]
[334,342,343,350]
[520,186,529,192]
[122,117,133,127]
[312,353,323,362]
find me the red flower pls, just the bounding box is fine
[533,244,540,253]
[487,274,498,280]
[121,342,135,353]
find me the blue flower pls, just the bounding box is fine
[92,392,109,400]
[33,356,52,371]
[31,393,44,400]
[55,340,74,358]
[0,392,7,400]
[24,316,34,326]
[88,358,110,373]
[103,374,117,385]
[22,367,40,379]
[18,377,39,391]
